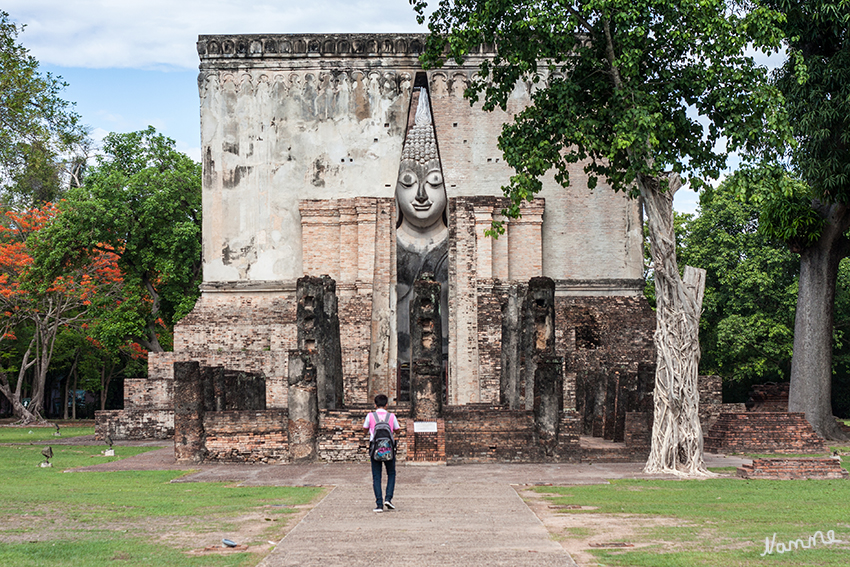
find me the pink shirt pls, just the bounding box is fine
[363,409,400,440]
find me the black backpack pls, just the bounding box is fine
[370,411,396,461]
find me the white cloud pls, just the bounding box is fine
[6,0,427,69]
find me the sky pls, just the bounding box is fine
[6,1,784,215]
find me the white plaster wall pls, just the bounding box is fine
[200,65,415,282]
[198,36,644,285]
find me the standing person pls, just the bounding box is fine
[364,394,400,512]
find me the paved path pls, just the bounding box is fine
[257,480,573,567]
[72,446,750,567]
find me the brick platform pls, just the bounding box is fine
[737,457,848,480]
[704,412,827,455]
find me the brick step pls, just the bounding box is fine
[580,450,636,463]
[737,457,849,480]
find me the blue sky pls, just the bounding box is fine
[8,1,784,215]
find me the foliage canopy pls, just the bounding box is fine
[0,11,88,208]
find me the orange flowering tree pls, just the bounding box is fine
[0,204,121,423]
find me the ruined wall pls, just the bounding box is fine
[556,295,656,440]
[204,410,289,463]
[95,409,174,440]
[443,406,581,463]
[318,406,409,462]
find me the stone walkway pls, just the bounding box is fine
[73,446,750,567]
[258,481,573,567]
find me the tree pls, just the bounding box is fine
[756,0,850,439]
[415,0,788,474]
[0,204,121,422]
[0,11,88,208]
[37,127,203,353]
[682,175,799,395]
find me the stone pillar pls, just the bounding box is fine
[410,273,443,421]
[523,277,556,410]
[173,361,206,464]
[288,352,319,462]
[500,283,524,409]
[534,354,564,457]
[297,275,343,409]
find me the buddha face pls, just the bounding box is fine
[395,160,447,231]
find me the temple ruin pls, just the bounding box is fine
[97,33,669,463]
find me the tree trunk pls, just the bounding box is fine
[99,363,116,411]
[72,365,79,420]
[63,349,80,421]
[0,337,40,424]
[789,204,850,440]
[640,174,711,476]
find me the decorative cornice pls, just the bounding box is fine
[198,34,419,61]
[197,33,496,63]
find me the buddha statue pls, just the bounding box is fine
[396,87,449,397]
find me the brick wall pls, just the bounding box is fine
[443,406,580,463]
[698,374,723,431]
[95,409,174,440]
[174,291,297,352]
[738,457,848,480]
[124,378,172,409]
[704,412,827,454]
[624,411,652,452]
[204,410,289,463]
[746,382,789,412]
[317,405,410,462]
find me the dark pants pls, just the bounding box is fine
[371,457,396,507]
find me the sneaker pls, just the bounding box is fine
[384,501,395,510]
[372,507,383,513]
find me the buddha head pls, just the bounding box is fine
[395,88,447,236]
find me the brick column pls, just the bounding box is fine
[474,208,493,279]
[174,361,206,463]
[508,199,544,281]
[448,198,480,404]
[411,274,443,421]
[287,352,318,462]
[339,201,358,284]
[299,201,341,281]
[500,283,525,409]
[491,209,509,281]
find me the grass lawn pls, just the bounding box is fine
[0,425,97,443]
[0,428,324,567]
[537,474,850,566]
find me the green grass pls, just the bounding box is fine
[0,425,96,443]
[0,443,324,567]
[538,478,850,566]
